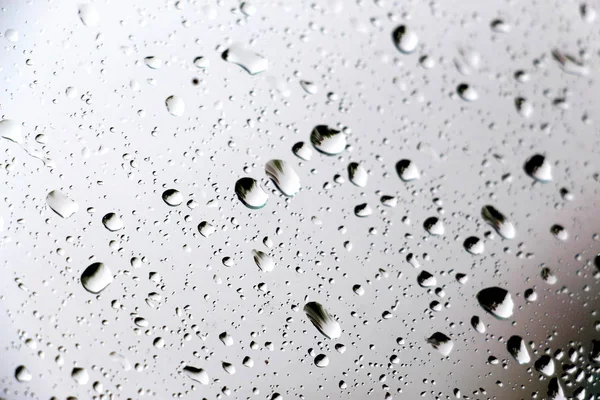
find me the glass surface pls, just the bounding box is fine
[0,0,599,399]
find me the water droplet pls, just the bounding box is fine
[198,221,216,237]
[481,205,516,239]
[552,50,590,76]
[354,203,372,217]
[252,250,274,272]
[395,159,420,181]
[78,4,99,27]
[183,366,209,385]
[348,162,368,187]
[417,271,437,287]
[219,332,234,346]
[265,160,301,196]
[310,125,347,155]
[81,262,113,294]
[507,335,530,364]
[222,44,268,75]
[222,361,236,375]
[392,25,419,54]
[457,83,478,102]
[144,56,162,69]
[300,80,318,94]
[304,301,341,339]
[427,332,454,356]
[14,366,32,382]
[46,190,79,218]
[524,154,552,182]
[165,95,185,116]
[550,224,568,241]
[423,217,444,236]
[5,28,18,43]
[515,97,533,118]
[0,119,22,143]
[463,236,484,255]
[235,178,268,209]
[534,355,555,376]
[314,354,329,368]
[471,316,486,334]
[162,189,183,206]
[292,142,313,161]
[71,367,89,385]
[102,213,124,232]
[477,287,514,319]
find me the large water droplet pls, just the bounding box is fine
[477,287,514,319]
[252,250,274,272]
[310,125,347,155]
[303,301,341,339]
[71,367,89,385]
[265,160,301,196]
[222,44,268,75]
[102,213,124,232]
[14,366,32,382]
[427,332,454,356]
[0,119,22,143]
[162,189,183,206]
[392,25,419,54]
[46,190,79,218]
[481,205,516,239]
[235,177,268,209]
[81,262,113,294]
[524,154,552,182]
[507,335,530,364]
[165,95,185,116]
[182,366,209,385]
[78,4,99,27]
[396,159,420,181]
[348,162,368,187]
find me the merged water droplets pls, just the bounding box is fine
[46,190,79,218]
[303,301,341,339]
[235,178,268,209]
[222,44,268,75]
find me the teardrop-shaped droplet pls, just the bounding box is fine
[265,159,300,196]
[252,249,274,272]
[46,190,79,218]
[427,332,454,356]
[507,335,530,364]
[71,367,89,385]
[524,154,552,182]
[392,25,419,54]
[235,177,268,209]
[222,362,236,375]
[81,262,113,294]
[222,44,268,75]
[314,354,329,368]
[303,301,341,339]
[535,355,555,376]
[300,80,318,94]
[348,162,368,187]
[477,287,514,319]
[354,203,372,217]
[396,159,420,181]
[481,205,516,239]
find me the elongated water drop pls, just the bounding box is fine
[182,366,209,385]
[222,44,268,75]
[303,301,341,339]
[348,162,368,187]
[507,335,530,364]
[481,205,515,239]
[427,332,454,356]
[265,160,300,196]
